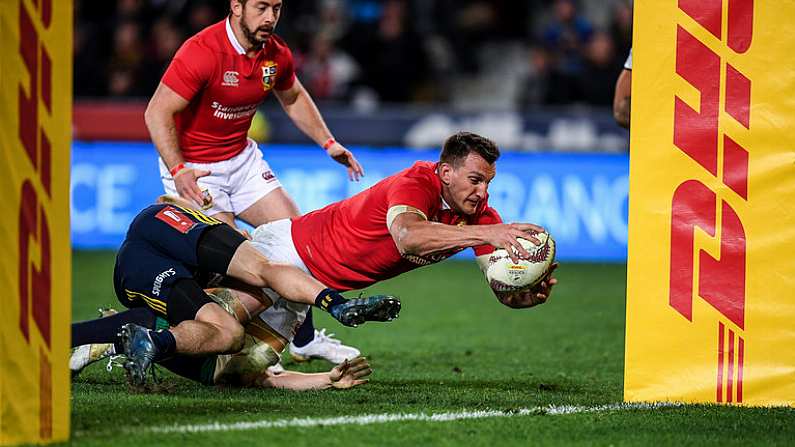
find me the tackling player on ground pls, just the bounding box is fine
[106,200,398,385]
[71,292,373,391]
[145,0,364,364]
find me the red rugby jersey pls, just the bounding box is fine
[161,19,296,162]
[291,161,501,291]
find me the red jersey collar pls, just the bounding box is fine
[225,18,246,55]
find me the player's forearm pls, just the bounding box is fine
[256,370,332,390]
[613,69,632,129]
[397,221,491,258]
[614,96,631,129]
[144,106,184,169]
[280,84,334,145]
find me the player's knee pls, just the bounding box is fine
[247,255,273,287]
[217,316,245,353]
[203,304,245,352]
[227,322,245,352]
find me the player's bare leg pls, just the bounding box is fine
[225,240,324,304]
[238,187,300,225]
[225,241,400,327]
[170,302,244,355]
[120,301,245,386]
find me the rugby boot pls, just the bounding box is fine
[70,307,121,378]
[289,329,361,363]
[119,323,158,386]
[70,343,116,378]
[330,295,401,328]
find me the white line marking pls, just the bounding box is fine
[135,402,680,435]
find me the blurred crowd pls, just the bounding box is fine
[74,0,632,109]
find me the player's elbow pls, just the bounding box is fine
[395,233,428,258]
[392,224,424,257]
[613,105,630,129]
[143,101,160,131]
[144,98,172,132]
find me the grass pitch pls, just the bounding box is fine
[70,251,794,446]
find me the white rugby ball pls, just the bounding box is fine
[485,233,556,292]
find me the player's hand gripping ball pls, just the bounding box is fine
[485,232,556,293]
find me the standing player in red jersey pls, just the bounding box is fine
[144,0,363,364]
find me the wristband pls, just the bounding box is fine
[169,163,186,177]
[322,138,336,150]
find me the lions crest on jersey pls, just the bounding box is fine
[261,61,278,91]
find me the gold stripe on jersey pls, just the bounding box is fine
[174,204,222,225]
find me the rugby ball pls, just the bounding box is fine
[484,233,556,292]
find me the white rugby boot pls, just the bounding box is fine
[70,343,116,377]
[70,307,121,377]
[289,329,361,364]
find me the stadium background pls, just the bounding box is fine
[72,0,631,262]
[49,0,795,445]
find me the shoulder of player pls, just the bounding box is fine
[179,21,228,57]
[399,160,433,176]
[265,34,295,59]
[267,34,292,50]
[402,161,440,185]
[384,161,441,209]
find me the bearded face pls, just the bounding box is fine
[235,0,281,47]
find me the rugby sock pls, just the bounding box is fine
[71,307,157,353]
[291,308,315,348]
[314,288,347,314]
[149,329,177,361]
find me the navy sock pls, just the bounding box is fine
[292,308,315,348]
[314,288,347,313]
[149,329,176,361]
[71,307,158,353]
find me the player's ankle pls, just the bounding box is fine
[149,329,176,361]
[314,288,347,314]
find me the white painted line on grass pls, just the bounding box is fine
[139,402,680,435]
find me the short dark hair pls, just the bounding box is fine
[439,132,500,166]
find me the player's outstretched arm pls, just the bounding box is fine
[274,78,364,181]
[390,213,544,264]
[253,357,372,390]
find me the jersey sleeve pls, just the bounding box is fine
[385,175,437,229]
[624,48,633,70]
[472,206,503,257]
[161,39,215,101]
[274,43,297,91]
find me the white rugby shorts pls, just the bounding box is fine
[250,218,311,341]
[159,138,282,216]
